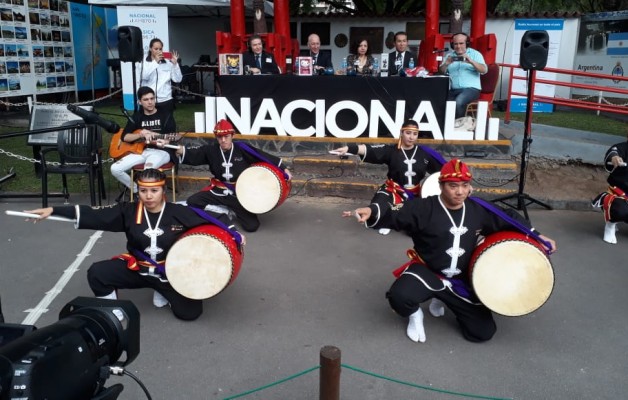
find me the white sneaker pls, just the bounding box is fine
[153,291,169,308]
[378,228,391,236]
[406,308,426,343]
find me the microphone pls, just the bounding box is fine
[67,104,120,133]
[432,48,449,53]
[120,106,135,124]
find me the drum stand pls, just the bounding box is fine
[491,69,551,220]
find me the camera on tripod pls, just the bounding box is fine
[0,297,140,400]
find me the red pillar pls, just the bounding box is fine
[274,0,290,39]
[230,0,245,38]
[424,0,439,39]
[470,0,487,40]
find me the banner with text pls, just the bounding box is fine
[572,10,628,99]
[116,6,169,110]
[510,19,564,113]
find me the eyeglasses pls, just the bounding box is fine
[452,42,466,45]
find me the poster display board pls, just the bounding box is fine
[0,0,76,97]
[572,11,628,99]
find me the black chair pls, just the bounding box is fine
[40,122,105,207]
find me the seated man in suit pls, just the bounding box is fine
[300,33,333,74]
[387,31,413,76]
[242,34,279,75]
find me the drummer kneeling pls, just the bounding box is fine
[26,169,245,321]
[344,159,556,343]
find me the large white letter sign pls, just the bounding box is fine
[217,97,251,134]
[251,98,284,135]
[281,99,316,137]
[412,101,443,140]
[325,101,369,138]
[369,100,406,138]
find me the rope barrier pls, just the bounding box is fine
[340,363,513,400]
[219,362,514,399]
[0,89,123,108]
[222,366,320,400]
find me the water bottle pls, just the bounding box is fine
[409,57,415,69]
[341,57,347,75]
[373,57,379,76]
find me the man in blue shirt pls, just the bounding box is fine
[439,32,487,118]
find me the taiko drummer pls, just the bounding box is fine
[332,119,443,235]
[343,159,556,343]
[172,119,292,232]
[24,169,245,321]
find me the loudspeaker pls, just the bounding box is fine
[118,26,143,63]
[520,30,549,70]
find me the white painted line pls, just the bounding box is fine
[22,231,103,325]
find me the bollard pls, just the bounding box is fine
[319,345,341,400]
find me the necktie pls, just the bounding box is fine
[255,55,261,69]
[313,54,318,65]
[397,52,402,72]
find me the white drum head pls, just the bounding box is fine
[472,241,554,316]
[236,166,282,214]
[421,172,441,198]
[166,234,234,299]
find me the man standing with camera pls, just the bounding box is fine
[439,32,487,119]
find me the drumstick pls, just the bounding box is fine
[606,161,627,167]
[328,151,354,156]
[5,210,75,222]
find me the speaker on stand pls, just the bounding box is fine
[117,26,143,110]
[492,30,552,220]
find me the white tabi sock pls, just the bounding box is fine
[429,298,445,317]
[378,228,391,235]
[604,221,618,244]
[153,291,169,308]
[406,308,426,343]
[98,291,117,300]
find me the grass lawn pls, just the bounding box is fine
[0,101,625,196]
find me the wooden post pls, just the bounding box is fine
[319,345,341,400]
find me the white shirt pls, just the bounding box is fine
[136,59,182,103]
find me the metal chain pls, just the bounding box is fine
[0,147,114,166]
[0,89,123,108]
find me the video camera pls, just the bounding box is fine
[0,297,140,400]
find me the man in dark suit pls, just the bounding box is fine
[242,34,279,75]
[300,33,333,74]
[387,31,413,76]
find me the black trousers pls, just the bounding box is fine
[87,259,202,321]
[187,189,260,232]
[609,197,628,223]
[386,264,496,342]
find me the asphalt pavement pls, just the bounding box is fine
[0,195,626,399]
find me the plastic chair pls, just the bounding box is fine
[130,162,177,202]
[40,123,105,207]
[465,63,500,118]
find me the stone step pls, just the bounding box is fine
[175,135,518,201]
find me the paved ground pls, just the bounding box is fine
[1,194,626,399]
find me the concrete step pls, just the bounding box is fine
[175,135,518,201]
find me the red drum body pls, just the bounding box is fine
[236,162,291,214]
[469,231,554,317]
[420,172,441,198]
[166,225,243,300]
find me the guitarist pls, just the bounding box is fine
[111,86,177,195]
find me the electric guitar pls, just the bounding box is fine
[109,129,183,159]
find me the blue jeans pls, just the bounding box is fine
[448,88,480,119]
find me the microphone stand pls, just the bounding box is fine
[491,69,551,220]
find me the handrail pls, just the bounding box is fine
[499,62,628,122]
